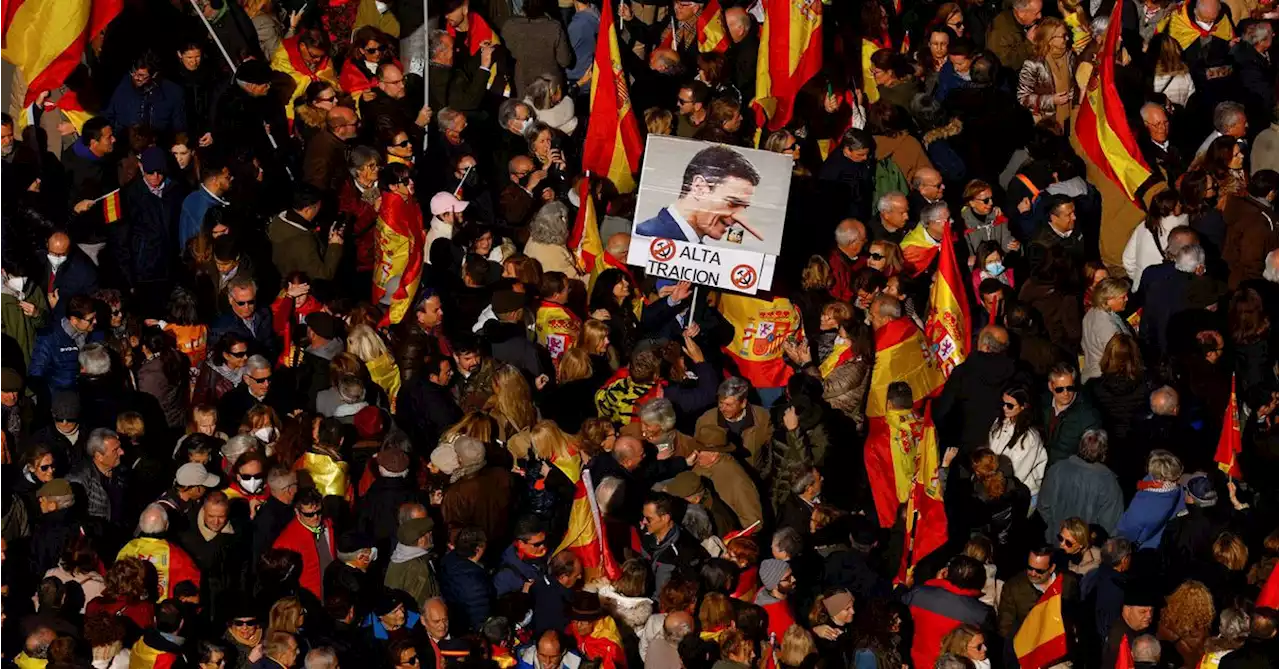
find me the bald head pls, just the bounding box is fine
[613,436,644,471]
[977,325,1009,353]
[1166,227,1199,260]
[47,232,70,255]
[606,232,631,259]
[835,219,867,254]
[508,155,534,184]
[1132,635,1161,663]
[664,611,695,641]
[649,48,681,73]
[725,7,752,42]
[138,503,170,535]
[537,630,562,657]
[326,106,357,139]
[1151,386,1179,416]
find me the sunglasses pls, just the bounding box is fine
[1057,533,1075,547]
[391,139,412,148]
[868,252,885,261]
[38,464,55,472]
[315,95,338,103]
[523,539,545,548]
[231,619,259,627]
[975,196,993,204]
[1051,385,1077,394]
[234,299,256,307]
[1027,563,1051,574]
[298,508,322,518]
[239,472,265,480]
[363,44,386,52]
[1003,401,1017,410]
[249,375,272,384]
[226,350,248,358]
[402,655,419,666]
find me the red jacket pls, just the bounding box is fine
[904,578,994,669]
[758,596,797,644]
[337,178,380,272]
[270,294,324,367]
[828,247,867,303]
[272,517,336,599]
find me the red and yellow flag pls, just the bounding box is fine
[536,300,581,362]
[2,0,121,107]
[900,225,941,278]
[116,537,201,601]
[868,407,925,528]
[718,294,801,389]
[372,193,426,326]
[1073,0,1152,202]
[553,451,621,580]
[583,0,643,193]
[445,12,501,86]
[101,188,121,223]
[894,406,946,582]
[924,222,971,377]
[659,0,729,53]
[1214,375,1242,478]
[1013,575,1069,668]
[866,318,945,419]
[751,0,823,132]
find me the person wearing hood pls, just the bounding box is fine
[494,515,550,598]
[177,492,246,624]
[904,554,996,669]
[270,488,336,600]
[384,516,439,611]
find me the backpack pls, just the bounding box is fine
[872,157,909,207]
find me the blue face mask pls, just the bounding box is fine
[985,262,1005,276]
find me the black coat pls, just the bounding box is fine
[817,152,874,222]
[357,476,425,550]
[29,509,84,577]
[1084,374,1149,452]
[438,550,493,633]
[38,248,99,318]
[176,516,248,622]
[482,320,554,383]
[216,383,292,435]
[933,352,1027,452]
[61,143,119,242]
[251,496,294,562]
[395,377,463,453]
[112,177,186,286]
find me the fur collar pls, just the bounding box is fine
[923,118,963,146]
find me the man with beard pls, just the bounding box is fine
[636,145,761,245]
[303,107,359,193]
[359,63,432,144]
[755,558,799,642]
[640,494,708,593]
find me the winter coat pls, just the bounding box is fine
[693,456,762,529]
[1222,195,1278,289]
[933,351,1027,451]
[1019,277,1083,354]
[269,210,344,282]
[818,151,875,222]
[1123,216,1188,289]
[523,240,585,280]
[501,16,572,95]
[30,322,105,392]
[137,354,189,429]
[113,178,185,286]
[696,405,773,474]
[209,308,276,359]
[1115,479,1186,549]
[998,570,1079,638]
[271,517,336,599]
[1082,308,1133,381]
[1042,394,1103,464]
[1084,374,1148,450]
[482,320,554,382]
[987,9,1036,72]
[1015,53,1079,120]
[395,377,462,449]
[439,550,493,633]
[494,544,545,598]
[1037,455,1124,542]
[962,207,1015,258]
[903,578,996,669]
[822,356,872,429]
[176,506,247,621]
[178,187,227,253]
[529,96,578,135]
[874,132,934,183]
[441,467,513,549]
[103,77,186,133]
[987,419,1048,496]
[2,281,49,368]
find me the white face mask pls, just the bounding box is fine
[253,426,277,444]
[368,547,379,562]
[47,254,67,269]
[238,475,265,493]
[5,276,26,292]
[374,0,389,12]
[519,118,532,134]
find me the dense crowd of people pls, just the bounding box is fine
[1,0,1278,667]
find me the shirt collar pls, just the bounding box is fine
[666,206,701,244]
[202,184,229,206]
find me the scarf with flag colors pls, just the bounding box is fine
[924,221,971,377]
[446,12,501,86]
[569,616,626,669]
[659,0,729,53]
[717,294,802,389]
[751,0,823,133]
[1163,3,1234,49]
[535,300,581,361]
[866,317,945,419]
[372,192,426,326]
[582,0,644,193]
[867,407,926,528]
[1073,0,1154,203]
[1115,634,1134,669]
[894,405,946,582]
[271,36,340,120]
[818,339,852,378]
[2,0,122,107]
[116,537,201,601]
[552,451,621,580]
[1214,375,1242,478]
[901,224,942,278]
[1013,575,1069,668]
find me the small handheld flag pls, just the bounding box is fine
[98,189,122,223]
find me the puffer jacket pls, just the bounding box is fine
[822,357,871,430]
[30,322,105,392]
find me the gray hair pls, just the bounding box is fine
[397,502,427,525]
[528,201,571,244]
[791,468,819,495]
[1174,244,1205,273]
[222,435,262,465]
[524,73,563,110]
[1150,386,1179,416]
[1166,225,1198,260]
[873,294,903,320]
[338,375,366,404]
[1265,249,1280,283]
[523,120,554,149]
[935,654,970,669]
[638,397,677,432]
[1213,101,1247,133]
[1090,15,1110,36]
[382,430,414,454]
[663,615,694,642]
[268,466,297,492]
[498,98,531,129]
[244,355,272,378]
[1100,536,1133,566]
[347,145,380,176]
[1219,608,1251,640]
[79,343,112,377]
[39,491,74,510]
[227,276,257,295]
[877,191,907,215]
[717,377,750,401]
[771,527,803,557]
[1078,428,1109,463]
[1132,635,1161,664]
[835,221,865,247]
[1140,102,1165,124]
[977,327,1010,353]
[86,428,120,459]
[920,201,950,226]
[1011,0,1039,9]
[428,30,451,61]
[436,107,463,132]
[681,502,715,541]
[304,648,338,669]
[1146,448,1183,482]
[595,476,625,516]
[1242,20,1274,46]
[137,502,170,535]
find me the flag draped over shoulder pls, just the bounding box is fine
[900,226,941,278]
[569,179,636,296]
[2,0,121,107]
[583,0,644,193]
[1013,576,1069,668]
[894,407,945,582]
[751,0,823,133]
[446,12,501,86]
[116,537,201,601]
[660,0,729,53]
[866,318,945,419]
[553,453,621,580]
[718,294,802,389]
[924,222,971,377]
[867,408,924,529]
[535,300,581,361]
[1257,562,1278,609]
[372,194,426,327]
[1214,375,1242,478]
[1073,0,1153,202]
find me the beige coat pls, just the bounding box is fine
[695,454,762,529]
[524,239,585,281]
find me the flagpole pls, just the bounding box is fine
[422,0,431,151]
[188,0,237,72]
[91,188,122,204]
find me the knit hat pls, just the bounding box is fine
[140,146,167,174]
[430,443,459,475]
[1123,583,1159,608]
[353,406,386,440]
[759,558,789,590]
[378,446,410,475]
[50,391,80,421]
[374,589,406,616]
[397,517,434,545]
[1182,472,1218,507]
[822,591,854,619]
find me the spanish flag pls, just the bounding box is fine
[1073,0,1153,203]
[894,406,946,582]
[101,188,121,223]
[1214,375,1242,478]
[372,192,426,326]
[923,221,971,377]
[1163,2,1234,50]
[1115,635,1134,669]
[2,0,121,107]
[718,294,802,389]
[659,0,729,53]
[867,407,926,529]
[553,451,621,580]
[817,339,852,378]
[116,537,201,601]
[865,317,945,419]
[751,0,823,132]
[582,0,644,193]
[570,616,626,669]
[900,225,941,278]
[535,300,581,362]
[1013,575,1069,668]
[446,11,501,86]
[270,36,340,120]
[568,180,642,311]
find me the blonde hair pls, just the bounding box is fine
[1213,533,1249,571]
[870,240,904,275]
[186,405,217,435]
[698,593,735,630]
[488,366,536,433]
[346,324,390,363]
[644,107,673,136]
[268,597,304,635]
[777,625,817,667]
[527,420,576,462]
[116,412,146,440]
[440,412,497,445]
[1091,278,1131,312]
[1033,16,1069,57]
[579,319,610,355]
[557,348,593,384]
[802,256,833,291]
[941,624,982,657]
[1060,517,1092,547]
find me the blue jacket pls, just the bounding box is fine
[29,322,105,391]
[39,250,99,319]
[566,7,600,81]
[493,544,544,598]
[179,187,226,252]
[112,177,186,285]
[634,207,689,242]
[104,77,187,133]
[933,61,975,102]
[209,308,276,358]
[361,609,420,639]
[438,550,493,633]
[1115,479,1186,549]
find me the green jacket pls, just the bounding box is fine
[384,550,439,611]
[1,284,49,369]
[1042,394,1103,465]
[268,211,343,282]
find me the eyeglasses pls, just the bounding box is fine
[1051,385,1077,394]
[1003,401,1017,410]
[1027,562,1052,574]
[1057,533,1075,548]
[363,44,386,53]
[298,508,322,518]
[226,350,248,358]
[38,464,55,472]
[975,196,993,204]
[390,138,412,148]
[868,252,885,261]
[677,96,694,105]
[523,539,546,548]
[315,95,338,103]
[402,655,419,666]
[248,374,272,384]
[230,619,259,627]
[233,299,256,307]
